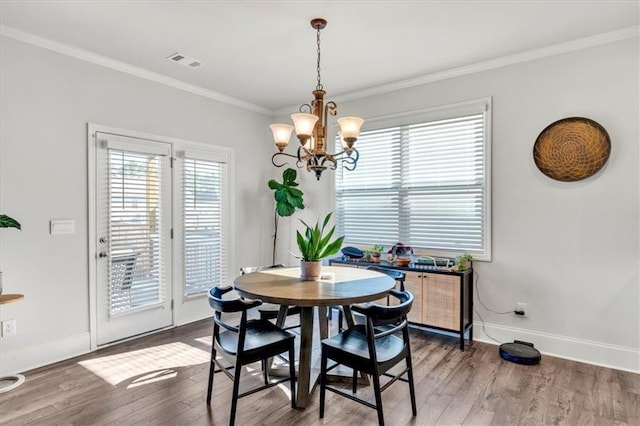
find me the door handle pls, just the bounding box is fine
[98,251,108,258]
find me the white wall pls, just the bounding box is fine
[2,33,638,375]
[309,37,638,371]
[0,37,275,374]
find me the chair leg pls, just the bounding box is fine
[371,372,385,426]
[352,368,358,394]
[319,347,328,419]
[229,360,242,426]
[406,356,417,416]
[206,346,217,404]
[262,359,269,385]
[288,344,297,408]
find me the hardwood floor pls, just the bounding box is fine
[1,317,638,425]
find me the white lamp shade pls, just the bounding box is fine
[337,116,364,139]
[270,124,294,145]
[291,113,318,137]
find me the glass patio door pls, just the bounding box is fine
[94,132,172,345]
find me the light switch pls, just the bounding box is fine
[50,219,75,235]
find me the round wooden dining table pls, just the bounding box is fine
[233,266,395,408]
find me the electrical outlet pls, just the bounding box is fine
[1,319,17,337]
[516,303,527,316]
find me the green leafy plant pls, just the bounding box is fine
[364,244,385,261]
[296,212,344,262]
[268,168,305,264]
[0,214,21,230]
[456,253,473,271]
[0,214,20,294]
[370,244,384,254]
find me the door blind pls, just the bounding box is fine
[108,149,165,314]
[182,157,227,295]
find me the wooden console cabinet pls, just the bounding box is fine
[329,259,473,350]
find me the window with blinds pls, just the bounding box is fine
[335,100,491,259]
[182,156,228,296]
[108,150,165,314]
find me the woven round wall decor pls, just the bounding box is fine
[533,117,611,182]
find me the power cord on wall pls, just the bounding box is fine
[474,271,517,344]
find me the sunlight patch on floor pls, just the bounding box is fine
[194,335,212,346]
[78,342,209,387]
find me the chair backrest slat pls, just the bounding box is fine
[352,289,413,326]
[353,290,413,365]
[208,286,262,342]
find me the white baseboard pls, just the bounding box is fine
[473,321,640,374]
[3,322,637,376]
[1,332,91,376]
[1,316,210,376]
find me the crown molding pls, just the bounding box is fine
[2,24,637,118]
[0,26,272,116]
[275,25,639,116]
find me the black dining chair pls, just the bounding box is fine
[336,266,407,331]
[319,289,416,426]
[240,264,301,331]
[366,266,406,292]
[206,286,296,426]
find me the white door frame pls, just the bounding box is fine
[88,123,235,349]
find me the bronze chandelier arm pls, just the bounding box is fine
[272,151,300,168]
[341,151,359,171]
[324,101,337,125]
[314,154,338,171]
[326,148,359,171]
[299,103,312,114]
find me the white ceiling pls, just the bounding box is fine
[1,1,638,114]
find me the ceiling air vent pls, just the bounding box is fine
[167,52,203,69]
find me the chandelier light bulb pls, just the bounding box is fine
[270,124,294,152]
[291,113,318,141]
[337,117,364,142]
[339,132,355,151]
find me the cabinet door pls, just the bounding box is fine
[403,271,423,323]
[423,273,460,330]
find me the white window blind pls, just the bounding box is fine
[182,156,228,296]
[335,101,491,259]
[108,150,165,314]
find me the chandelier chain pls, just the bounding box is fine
[316,25,323,91]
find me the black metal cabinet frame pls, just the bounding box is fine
[329,258,473,350]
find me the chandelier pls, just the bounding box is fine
[270,18,364,180]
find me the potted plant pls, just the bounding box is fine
[455,253,473,271]
[0,214,21,295]
[369,244,384,263]
[387,242,413,262]
[296,212,344,280]
[268,168,304,265]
